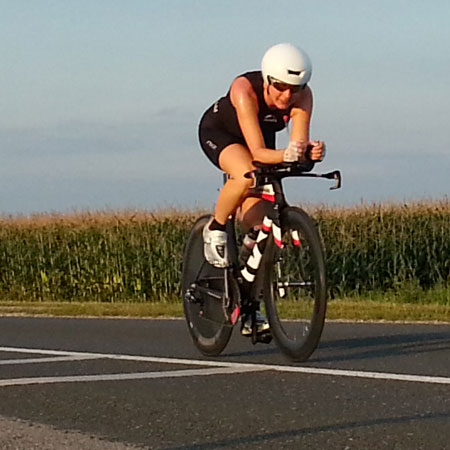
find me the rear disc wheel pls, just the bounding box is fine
[182,215,238,356]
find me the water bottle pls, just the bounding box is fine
[239,229,258,265]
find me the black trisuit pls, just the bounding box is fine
[199,71,292,168]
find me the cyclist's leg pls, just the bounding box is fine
[239,195,271,338]
[214,144,254,225]
[218,147,271,336]
[239,197,267,232]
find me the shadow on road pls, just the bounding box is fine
[165,411,450,449]
[219,329,450,365]
[223,346,279,358]
[311,330,450,364]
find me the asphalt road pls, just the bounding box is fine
[1,317,450,449]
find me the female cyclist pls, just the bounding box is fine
[199,42,326,268]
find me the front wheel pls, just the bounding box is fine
[182,215,238,356]
[263,207,327,362]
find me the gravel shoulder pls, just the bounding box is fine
[0,416,143,450]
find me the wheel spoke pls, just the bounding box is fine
[276,281,314,288]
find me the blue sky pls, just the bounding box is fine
[1,0,449,214]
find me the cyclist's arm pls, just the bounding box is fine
[230,77,285,164]
[289,86,313,144]
[290,87,325,161]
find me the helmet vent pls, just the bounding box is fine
[288,69,301,75]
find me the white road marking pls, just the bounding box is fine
[1,346,450,386]
[0,356,99,366]
[0,346,242,368]
[261,365,450,385]
[0,366,266,387]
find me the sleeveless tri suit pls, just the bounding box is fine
[198,71,292,168]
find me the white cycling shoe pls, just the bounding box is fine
[203,218,229,268]
[241,311,270,336]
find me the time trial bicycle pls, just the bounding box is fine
[182,160,342,362]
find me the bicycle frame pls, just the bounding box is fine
[228,164,342,307]
[183,161,342,355]
[190,164,342,323]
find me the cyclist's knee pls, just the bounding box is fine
[241,173,254,189]
[229,173,254,191]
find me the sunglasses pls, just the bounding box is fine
[268,76,306,93]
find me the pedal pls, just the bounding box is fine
[184,289,197,303]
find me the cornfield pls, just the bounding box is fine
[0,199,449,303]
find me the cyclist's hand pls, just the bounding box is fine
[308,140,326,161]
[283,140,307,162]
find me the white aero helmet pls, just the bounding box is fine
[261,43,312,86]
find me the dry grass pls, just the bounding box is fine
[0,207,207,230]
